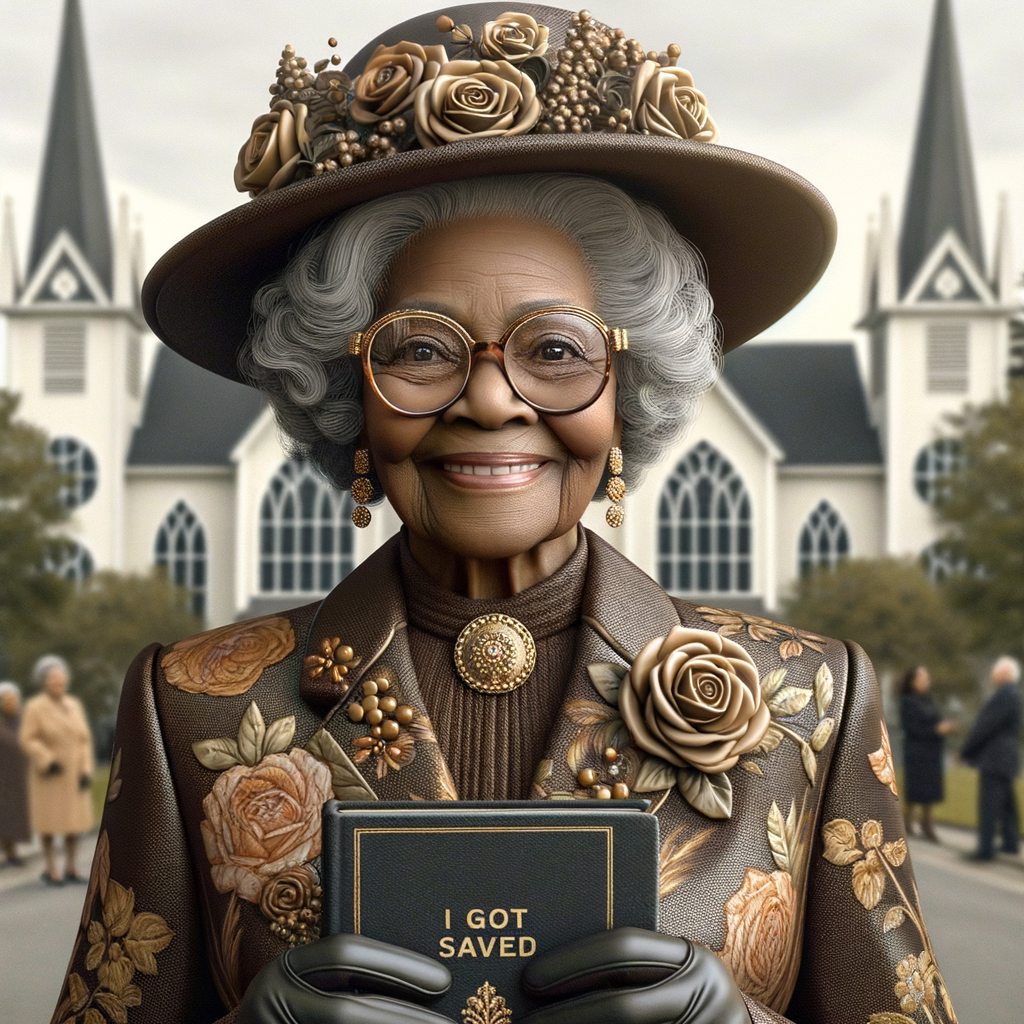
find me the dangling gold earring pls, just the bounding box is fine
[351,448,372,528]
[606,447,625,527]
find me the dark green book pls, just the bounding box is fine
[322,800,659,1020]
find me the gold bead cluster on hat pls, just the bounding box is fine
[577,746,631,799]
[536,10,681,136]
[606,446,625,528]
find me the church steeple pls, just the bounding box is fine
[897,0,984,295]
[27,0,112,296]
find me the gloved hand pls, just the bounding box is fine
[237,932,457,1024]
[44,761,63,777]
[521,928,750,1024]
[79,773,92,791]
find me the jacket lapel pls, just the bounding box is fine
[301,536,458,801]
[534,532,682,798]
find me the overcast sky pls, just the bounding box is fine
[2,0,1022,342]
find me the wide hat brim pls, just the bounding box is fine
[142,10,836,383]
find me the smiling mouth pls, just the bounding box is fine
[441,461,542,476]
[431,454,549,487]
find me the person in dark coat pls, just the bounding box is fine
[0,681,31,866]
[962,656,1023,860]
[899,666,956,842]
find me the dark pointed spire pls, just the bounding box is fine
[27,0,111,294]
[898,0,984,294]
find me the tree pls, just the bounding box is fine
[0,390,73,672]
[6,570,203,722]
[933,380,1024,658]
[782,558,972,698]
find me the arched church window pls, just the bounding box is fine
[47,437,98,509]
[46,541,94,586]
[657,440,752,594]
[798,500,850,575]
[259,461,354,595]
[913,439,963,504]
[155,501,207,618]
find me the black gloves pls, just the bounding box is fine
[44,761,63,777]
[80,773,92,791]
[521,928,750,1024]
[237,933,458,1024]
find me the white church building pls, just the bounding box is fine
[1,0,1021,628]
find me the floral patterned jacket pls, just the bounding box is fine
[51,532,955,1024]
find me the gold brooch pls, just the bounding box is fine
[454,614,536,694]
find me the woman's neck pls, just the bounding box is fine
[406,527,579,598]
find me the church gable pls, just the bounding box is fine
[19,230,109,307]
[903,228,994,306]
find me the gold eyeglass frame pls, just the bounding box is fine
[348,306,628,417]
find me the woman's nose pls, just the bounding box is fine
[442,355,538,429]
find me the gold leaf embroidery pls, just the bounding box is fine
[633,755,677,793]
[587,662,627,705]
[813,662,834,717]
[861,820,883,850]
[760,667,787,700]
[677,766,732,819]
[749,723,784,755]
[740,760,762,775]
[867,1015,917,1024]
[462,981,512,1024]
[162,615,294,696]
[68,973,89,1012]
[767,686,812,718]
[852,849,886,909]
[883,839,908,867]
[810,717,835,752]
[822,819,864,865]
[767,800,791,873]
[869,719,899,796]
[305,728,378,801]
[106,748,123,804]
[658,823,714,898]
[800,741,817,785]
[883,906,907,933]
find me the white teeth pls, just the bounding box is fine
[441,462,541,476]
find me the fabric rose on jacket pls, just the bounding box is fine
[349,41,448,124]
[414,59,542,148]
[233,101,309,196]
[200,748,332,902]
[620,626,769,773]
[630,60,718,143]
[719,868,797,1009]
[479,12,549,63]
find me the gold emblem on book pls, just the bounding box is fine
[462,981,513,1024]
[454,614,536,694]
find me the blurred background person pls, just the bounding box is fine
[962,656,1023,861]
[0,681,30,867]
[900,665,957,842]
[18,656,94,884]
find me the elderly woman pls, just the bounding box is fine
[0,682,30,867]
[19,655,94,884]
[54,6,956,1024]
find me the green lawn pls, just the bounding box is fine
[91,764,110,826]
[903,764,1024,833]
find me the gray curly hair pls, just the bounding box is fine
[32,654,70,690]
[240,173,721,494]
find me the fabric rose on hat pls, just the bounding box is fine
[620,626,769,774]
[349,41,448,125]
[200,748,332,903]
[630,60,719,143]
[479,12,549,63]
[234,100,309,197]
[414,58,542,148]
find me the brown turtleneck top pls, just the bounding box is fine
[399,530,589,801]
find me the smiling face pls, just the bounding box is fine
[362,215,620,562]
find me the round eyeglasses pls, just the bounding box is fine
[348,306,628,417]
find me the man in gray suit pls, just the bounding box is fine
[962,656,1023,860]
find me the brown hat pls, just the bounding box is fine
[142,4,836,382]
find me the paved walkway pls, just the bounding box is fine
[1,828,1022,1022]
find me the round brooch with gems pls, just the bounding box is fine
[454,614,537,694]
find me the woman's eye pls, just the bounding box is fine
[413,345,435,362]
[540,343,566,361]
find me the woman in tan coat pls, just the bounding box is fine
[19,655,93,884]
